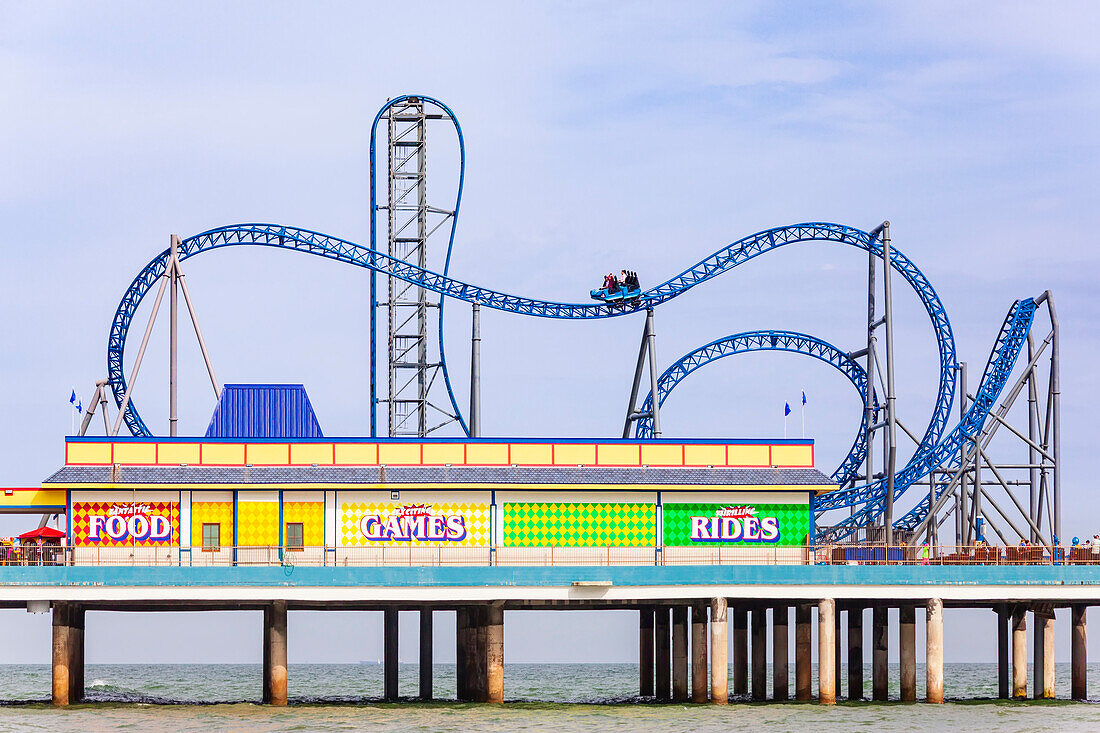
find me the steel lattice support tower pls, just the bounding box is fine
[380,98,457,436]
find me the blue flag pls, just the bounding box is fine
[802,391,807,406]
[784,402,791,417]
[69,389,76,405]
[76,401,82,414]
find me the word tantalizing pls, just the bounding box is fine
[689,505,780,543]
[358,504,467,542]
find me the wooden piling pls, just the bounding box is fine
[1012,606,1028,698]
[872,605,889,701]
[486,605,504,704]
[267,600,288,706]
[795,603,813,701]
[899,605,916,702]
[926,598,943,704]
[51,602,71,707]
[691,602,709,703]
[1072,605,1087,701]
[818,599,836,705]
[710,598,728,704]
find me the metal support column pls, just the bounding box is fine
[384,608,399,701]
[848,606,864,700]
[622,309,661,438]
[470,303,481,437]
[419,607,433,700]
[997,605,1010,699]
[169,234,179,437]
[880,222,897,542]
[732,606,748,696]
[751,607,766,701]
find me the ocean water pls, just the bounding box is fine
[0,663,1099,731]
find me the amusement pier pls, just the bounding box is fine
[2,95,1092,706]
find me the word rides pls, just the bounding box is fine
[689,505,781,543]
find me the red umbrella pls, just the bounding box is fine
[17,527,66,540]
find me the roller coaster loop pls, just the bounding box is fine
[816,297,1037,541]
[631,330,876,488]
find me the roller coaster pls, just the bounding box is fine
[92,95,1060,545]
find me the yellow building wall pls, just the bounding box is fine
[191,502,233,547]
[283,501,325,546]
[237,501,279,545]
[0,489,66,510]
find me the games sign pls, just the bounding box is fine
[340,500,490,546]
[359,503,467,542]
[662,502,808,547]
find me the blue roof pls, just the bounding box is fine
[205,384,324,438]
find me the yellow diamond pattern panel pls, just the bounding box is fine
[503,502,656,547]
[191,502,233,547]
[237,501,279,545]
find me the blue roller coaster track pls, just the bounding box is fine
[632,330,876,488]
[102,94,1040,541]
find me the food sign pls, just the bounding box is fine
[72,501,180,546]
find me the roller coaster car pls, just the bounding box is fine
[590,285,642,303]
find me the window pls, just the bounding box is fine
[285,522,304,550]
[202,523,220,552]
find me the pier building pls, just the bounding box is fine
[1,431,1096,707]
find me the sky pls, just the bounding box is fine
[0,1,1098,667]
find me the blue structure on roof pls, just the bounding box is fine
[205,384,324,438]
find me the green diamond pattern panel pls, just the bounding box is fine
[663,503,810,547]
[504,502,656,547]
